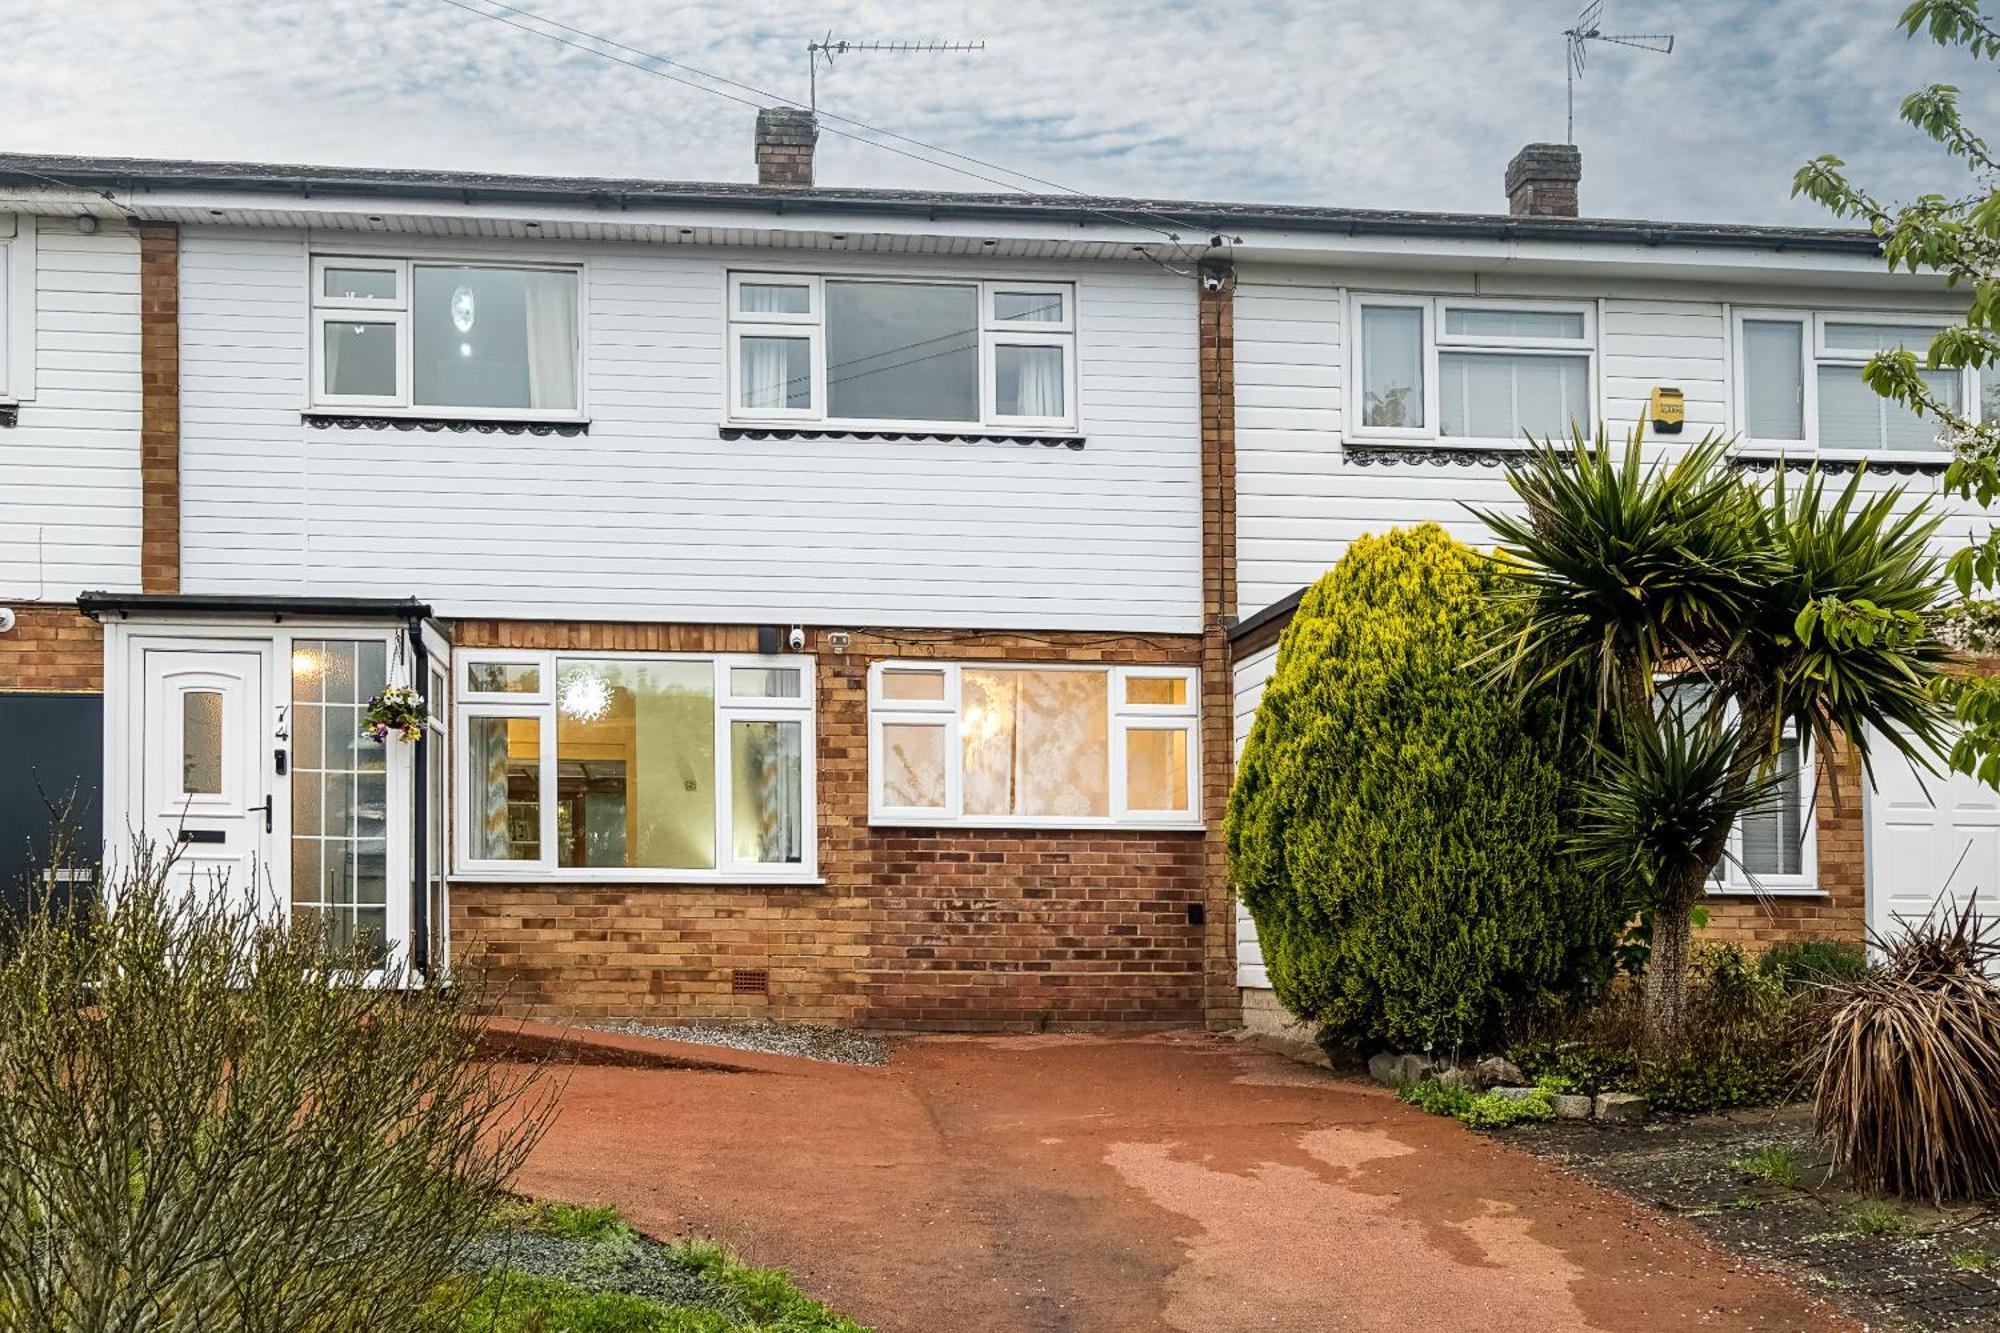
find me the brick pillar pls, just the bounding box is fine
[1198,261,1241,1028]
[138,222,180,594]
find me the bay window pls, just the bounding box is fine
[1351,295,1595,444]
[455,652,814,879]
[1734,311,1968,457]
[311,256,582,417]
[868,662,1198,827]
[728,273,1076,432]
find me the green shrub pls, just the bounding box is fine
[1227,524,1623,1052]
[1758,937,1871,989]
[1397,1077,1477,1118]
[1460,1089,1556,1129]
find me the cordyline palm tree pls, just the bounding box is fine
[1476,428,1956,1045]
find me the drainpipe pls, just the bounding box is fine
[407,614,431,984]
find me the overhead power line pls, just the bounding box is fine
[431,0,1226,265]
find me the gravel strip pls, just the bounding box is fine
[595,1019,889,1067]
[462,1230,747,1318]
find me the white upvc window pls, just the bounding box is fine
[868,661,1199,829]
[1710,722,1818,895]
[453,650,815,881]
[0,214,36,402]
[1349,294,1596,445]
[1733,309,1971,459]
[310,256,583,419]
[726,272,1079,433]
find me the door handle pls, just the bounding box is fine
[255,795,274,834]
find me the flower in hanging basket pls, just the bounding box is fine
[362,684,428,744]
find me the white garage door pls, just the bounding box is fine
[1867,739,2000,946]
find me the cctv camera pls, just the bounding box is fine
[1200,270,1224,293]
[0,607,14,634]
[787,625,806,652]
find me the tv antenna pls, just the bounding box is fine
[1563,2,1674,143]
[807,35,986,114]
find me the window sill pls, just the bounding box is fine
[720,424,1085,449]
[1705,885,1827,899]
[867,817,1205,833]
[451,870,826,887]
[303,411,590,437]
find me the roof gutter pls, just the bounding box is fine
[77,592,435,621]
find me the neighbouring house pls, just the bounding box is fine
[0,119,1987,1032]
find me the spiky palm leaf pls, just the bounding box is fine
[1474,429,1775,716]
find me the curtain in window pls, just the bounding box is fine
[523,271,580,411]
[1818,365,1957,452]
[1439,352,1588,439]
[1743,320,1805,440]
[741,336,808,410]
[1739,732,1805,876]
[997,345,1064,417]
[961,669,1109,817]
[732,720,803,863]
[1360,306,1423,428]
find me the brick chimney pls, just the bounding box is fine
[1505,142,1582,217]
[755,107,818,187]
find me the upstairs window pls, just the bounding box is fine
[0,214,34,402]
[311,257,582,418]
[1735,311,1967,457]
[1352,295,1594,444]
[728,274,1076,432]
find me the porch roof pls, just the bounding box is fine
[77,592,434,622]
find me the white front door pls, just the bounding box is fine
[1867,739,2000,949]
[138,644,274,910]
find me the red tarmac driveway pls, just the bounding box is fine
[514,1030,1851,1333]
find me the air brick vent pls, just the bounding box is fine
[731,968,770,996]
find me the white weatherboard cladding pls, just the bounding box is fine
[176,228,1202,631]
[1232,267,1982,618]
[1232,640,1278,990]
[0,219,142,599]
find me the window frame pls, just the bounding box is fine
[1347,293,1598,447]
[451,649,818,883]
[1708,723,1820,896]
[723,270,1080,434]
[1730,307,1973,462]
[0,215,36,403]
[308,253,586,421]
[866,661,1200,830]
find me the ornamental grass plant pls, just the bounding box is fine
[1815,897,2000,1202]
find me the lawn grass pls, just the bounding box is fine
[456,1201,868,1333]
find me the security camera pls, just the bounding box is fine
[787,625,806,652]
[0,607,14,634]
[1200,270,1225,293]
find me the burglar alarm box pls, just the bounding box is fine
[1649,386,1685,434]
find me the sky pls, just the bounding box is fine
[0,0,1994,224]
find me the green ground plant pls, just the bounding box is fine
[1757,938,1872,989]
[1228,524,1621,1053]
[1850,1201,1914,1237]
[1731,1146,1806,1189]
[1398,1079,1556,1130]
[1948,1247,1994,1273]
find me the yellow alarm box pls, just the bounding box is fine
[1650,386,1686,434]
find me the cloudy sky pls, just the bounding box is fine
[2,0,1993,223]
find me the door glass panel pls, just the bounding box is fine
[291,639,391,965]
[554,658,715,870]
[731,720,804,864]
[181,690,223,794]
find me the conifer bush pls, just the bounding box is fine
[1227,524,1620,1053]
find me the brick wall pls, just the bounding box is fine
[138,223,180,595]
[1700,737,1865,950]
[448,620,1224,1031]
[0,606,102,693]
[1198,264,1241,1027]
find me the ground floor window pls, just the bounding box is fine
[454,651,814,880]
[868,661,1199,828]
[289,638,392,964]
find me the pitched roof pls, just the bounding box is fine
[0,151,1885,256]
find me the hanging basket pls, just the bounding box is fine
[362,684,429,745]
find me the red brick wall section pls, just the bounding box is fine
[1198,263,1242,1027]
[138,222,180,595]
[1700,737,1866,950]
[0,607,102,693]
[447,621,1220,1031]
